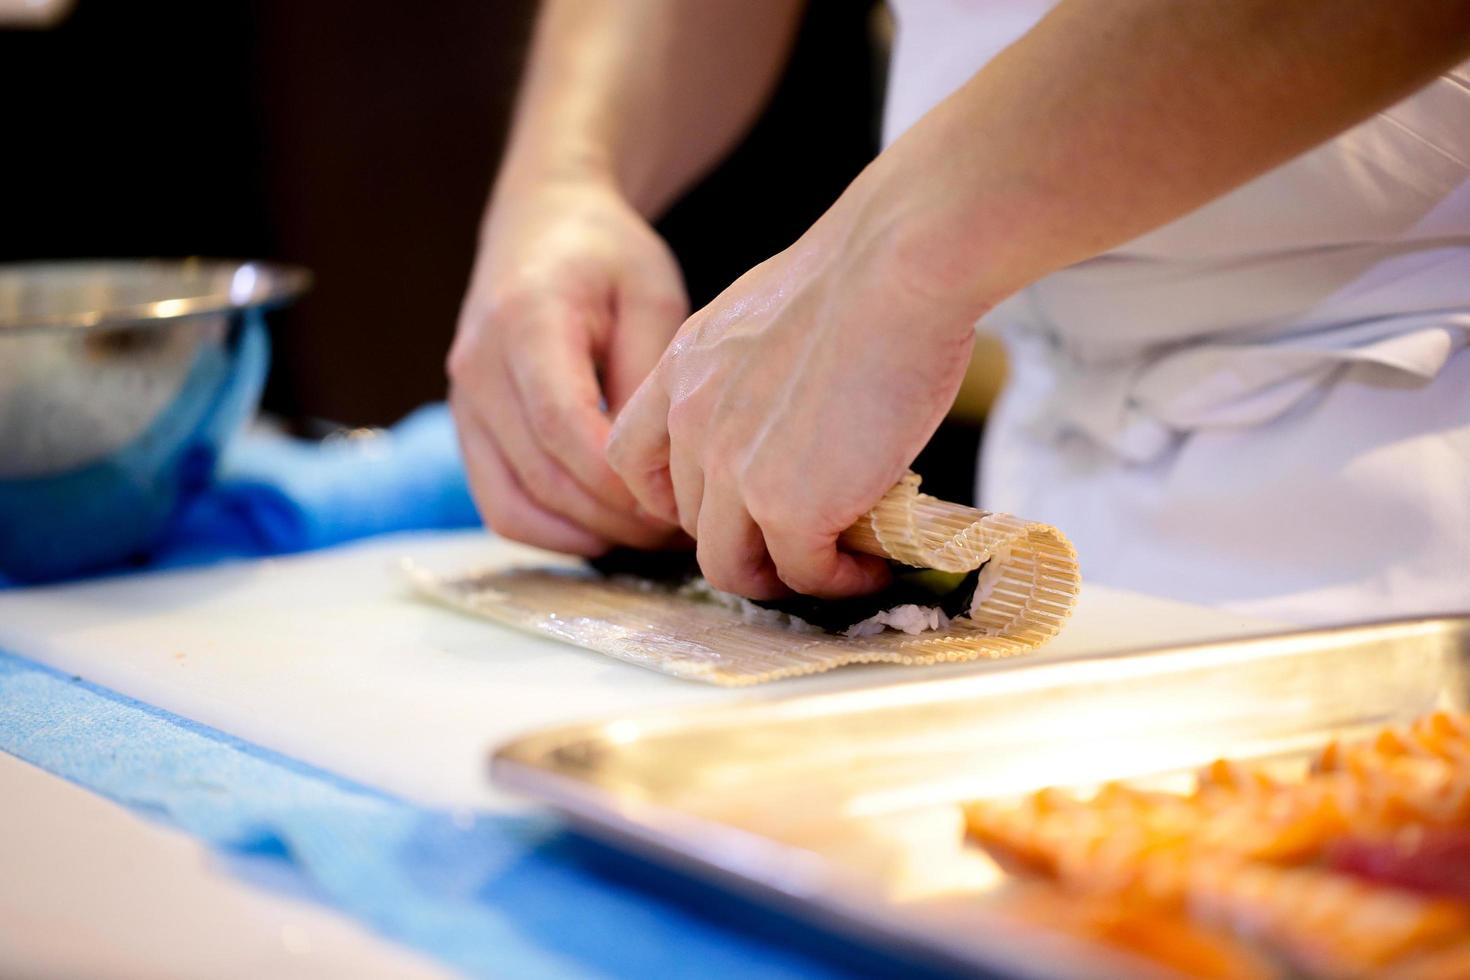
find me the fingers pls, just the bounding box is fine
[695,477,790,600]
[501,302,650,518]
[603,290,685,414]
[488,363,673,549]
[452,289,675,549]
[447,185,689,554]
[759,521,892,599]
[607,360,890,599]
[607,376,678,525]
[670,452,704,541]
[451,393,609,556]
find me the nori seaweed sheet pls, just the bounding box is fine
[588,548,983,634]
[587,548,701,583]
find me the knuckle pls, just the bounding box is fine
[645,292,689,324]
[518,461,623,544]
[743,485,793,533]
[742,492,778,530]
[604,433,632,476]
[740,466,811,536]
[610,461,651,509]
[445,337,476,384]
[520,459,571,512]
[482,287,537,323]
[664,399,699,442]
[653,342,683,384]
[447,294,515,376]
[605,417,638,469]
[677,504,699,540]
[523,395,572,451]
[672,488,699,538]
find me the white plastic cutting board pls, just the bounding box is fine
[0,752,449,980]
[0,530,1280,811]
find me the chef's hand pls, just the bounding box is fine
[607,192,979,599]
[448,179,687,555]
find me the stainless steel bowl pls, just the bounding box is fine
[0,259,309,581]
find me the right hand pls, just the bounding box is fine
[448,178,688,555]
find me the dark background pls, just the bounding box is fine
[1,0,981,501]
[1,0,882,426]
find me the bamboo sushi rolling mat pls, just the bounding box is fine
[412,473,1082,685]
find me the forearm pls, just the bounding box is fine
[867,0,1470,313]
[496,0,805,218]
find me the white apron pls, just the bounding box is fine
[886,1,1470,624]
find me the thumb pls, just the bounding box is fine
[604,287,687,415]
[606,373,678,526]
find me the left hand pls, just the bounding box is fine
[607,190,979,600]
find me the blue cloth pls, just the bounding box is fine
[0,403,480,587]
[0,312,272,583]
[0,649,887,979]
[154,403,480,568]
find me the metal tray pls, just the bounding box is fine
[492,616,1470,978]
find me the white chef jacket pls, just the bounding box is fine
[886,1,1470,624]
